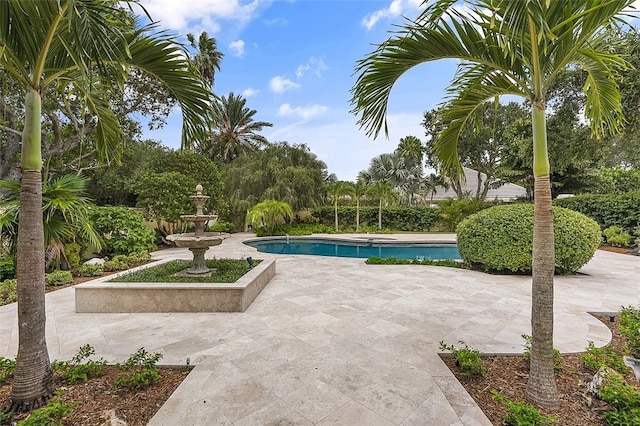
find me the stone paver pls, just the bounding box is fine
[1,233,638,425]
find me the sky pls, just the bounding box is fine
[133,0,459,181]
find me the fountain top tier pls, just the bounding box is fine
[180,184,218,237]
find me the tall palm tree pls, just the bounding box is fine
[352,179,368,232]
[351,0,631,409]
[187,31,224,87]
[325,181,353,232]
[0,0,211,410]
[204,92,273,162]
[367,181,397,230]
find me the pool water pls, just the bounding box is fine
[244,238,461,260]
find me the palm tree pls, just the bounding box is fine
[395,135,424,166]
[367,181,397,230]
[0,0,211,410]
[351,0,631,409]
[246,199,293,235]
[325,181,353,232]
[203,92,273,162]
[187,31,224,87]
[352,180,368,232]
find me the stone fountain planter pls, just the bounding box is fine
[74,258,276,313]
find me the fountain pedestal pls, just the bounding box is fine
[166,184,226,275]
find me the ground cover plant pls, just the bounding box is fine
[0,345,187,425]
[441,309,640,425]
[109,258,259,283]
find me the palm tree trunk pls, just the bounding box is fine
[334,200,339,232]
[378,200,382,230]
[356,200,360,232]
[525,104,559,409]
[11,90,53,411]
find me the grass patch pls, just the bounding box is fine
[109,258,259,283]
[365,256,466,268]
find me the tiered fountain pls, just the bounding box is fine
[167,184,226,275]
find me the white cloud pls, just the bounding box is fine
[242,87,259,98]
[229,40,245,57]
[295,57,328,78]
[137,0,264,31]
[269,76,300,93]
[278,103,328,120]
[362,0,422,30]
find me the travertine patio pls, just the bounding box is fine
[1,233,638,425]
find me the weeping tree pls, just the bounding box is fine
[0,0,211,410]
[351,0,631,408]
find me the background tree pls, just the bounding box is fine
[395,135,424,166]
[351,0,631,408]
[366,181,397,230]
[200,92,272,162]
[325,181,353,232]
[352,180,368,232]
[187,31,224,88]
[0,0,211,409]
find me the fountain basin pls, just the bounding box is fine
[167,232,227,249]
[75,258,276,313]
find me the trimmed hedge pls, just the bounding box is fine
[311,206,441,231]
[457,204,601,274]
[554,192,640,234]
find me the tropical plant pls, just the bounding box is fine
[0,0,211,410]
[395,135,424,166]
[350,0,631,408]
[246,200,293,236]
[201,92,273,162]
[325,181,353,232]
[352,180,369,232]
[366,181,398,230]
[0,174,102,269]
[88,206,156,256]
[187,31,223,87]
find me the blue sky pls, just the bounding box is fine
[134,0,459,181]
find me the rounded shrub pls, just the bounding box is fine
[456,204,601,274]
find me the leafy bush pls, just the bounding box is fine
[88,206,157,255]
[603,226,632,247]
[53,344,106,383]
[208,220,235,233]
[0,279,17,306]
[491,390,558,425]
[554,192,640,235]
[115,347,162,391]
[456,204,601,274]
[311,206,442,232]
[77,263,104,277]
[596,369,640,426]
[365,256,466,269]
[437,197,491,231]
[45,270,73,286]
[439,341,486,378]
[522,334,563,372]
[63,243,81,269]
[0,256,15,281]
[103,258,130,272]
[0,357,15,383]
[17,398,76,426]
[619,306,640,358]
[581,341,628,374]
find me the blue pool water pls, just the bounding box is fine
[244,238,460,260]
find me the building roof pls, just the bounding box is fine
[429,167,526,201]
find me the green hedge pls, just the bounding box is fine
[457,204,601,274]
[554,192,640,233]
[310,206,441,231]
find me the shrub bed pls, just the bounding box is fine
[456,204,601,274]
[554,192,640,234]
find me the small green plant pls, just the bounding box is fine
[208,220,235,233]
[0,278,17,306]
[17,397,76,426]
[619,306,640,358]
[491,390,558,425]
[45,270,73,286]
[124,251,151,265]
[77,263,104,277]
[0,256,15,281]
[597,369,640,426]
[64,242,81,269]
[53,344,106,383]
[103,258,130,272]
[581,341,628,374]
[115,347,163,391]
[603,226,632,247]
[365,256,466,268]
[522,334,564,372]
[439,341,486,377]
[0,357,16,383]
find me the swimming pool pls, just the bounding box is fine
[243,237,461,260]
